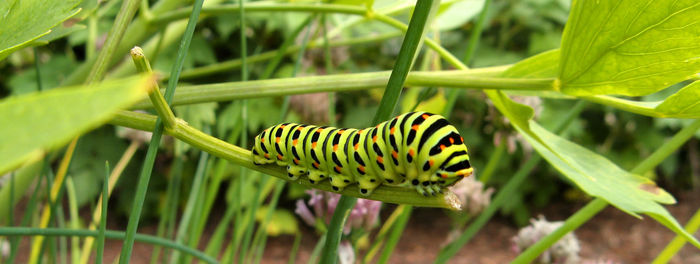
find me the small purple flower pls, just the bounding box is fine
[294,190,382,234]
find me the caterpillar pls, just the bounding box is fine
[251,112,473,196]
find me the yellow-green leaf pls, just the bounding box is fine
[559,0,700,96]
[0,75,152,174]
[0,0,82,60]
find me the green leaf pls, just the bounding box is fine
[655,81,700,118]
[502,49,559,79]
[559,0,700,96]
[433,0,485,31]
[0,75,152,174]
[255,207,298,236]
[486,90,700,248]
[0,0,82,60]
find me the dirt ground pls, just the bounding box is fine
[7,190,700,263]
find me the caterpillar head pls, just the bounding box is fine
[434,155,473,187]
[252,129,275,165]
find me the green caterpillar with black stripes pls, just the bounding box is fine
[252,112,473,196]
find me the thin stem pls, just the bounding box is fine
[319,196,357,264]
[0,227,218,264]
[653,207,700,263]
[97,162,109,264]
[85,0,141,84]
[377,205,413,264]
[119,0,205,261]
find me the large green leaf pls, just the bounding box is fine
[0,75,152,174]
[559,0,700,96]
[485,89,700,248]
[655,81,700,118]
[0,0,82,60]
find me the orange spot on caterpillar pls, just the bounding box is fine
[335,166,342,172]
[440,145,446,151]
[264,153,270,159]
[441,173,448,179]
[354,143,359,150]
[297,127,303,131]
[460,136,464,143]
[411,124,419,131]
[372,135,378,142]
[333,144,338,151]
[391,151,398,159]
[338,130,344,134]
[313,162,320,169]
[292,139,298,145]
[422,114,429,119]
[276,137,281,143]
[449,137,454,144]
[408,149,414,157]
[312,142,317,148]
[277,154,283,160]
[294,159,300,165]
[429,159,434,167]
[390,127,396,135]
[358,166,365,173]
[377,156,384,163]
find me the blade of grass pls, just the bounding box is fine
[97,161,109,264]
[287,232,302,264]
[377,205,413,264]
[8,162,46,263]
[79,141,140,264]
[65,177,80,264]
[28,139,77,264]
[120,0,205,261]
[362,204,406,264]
[149,155,184,264]
[322,1,437,263]
[308,234,327,264]
[0,227,218,264]
[168,141,210,264]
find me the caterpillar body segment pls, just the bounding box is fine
[251,112,473,196]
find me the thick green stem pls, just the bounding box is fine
[131,68,543,109]
[109,111,462,209]
[319,196,357,264]
[653,207,700,263]
[130,47,176,128]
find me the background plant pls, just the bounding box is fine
[1,0,699,263]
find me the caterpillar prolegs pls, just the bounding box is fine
[251,112,473,196]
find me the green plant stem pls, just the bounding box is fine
[653,207,700,263]
[512,118,700,264]
[0,227,218,264]
[151,3,366,25]
[319,196,357,264]
[362,204,405,263]
[119,0,205,262]
[373,0,434,123]
[435,101,587,263]
[132,69,531,109]
[85,0,141,84]
[65,177,80,264]
[169,145,210,264]
[130,47,176,128]
[478,140,506,184]
[377,205,413,264]
[172,31,401,81]
[97,162,109,264]
[287,233,302,264]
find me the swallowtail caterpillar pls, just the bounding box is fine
[252,112,473,196]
